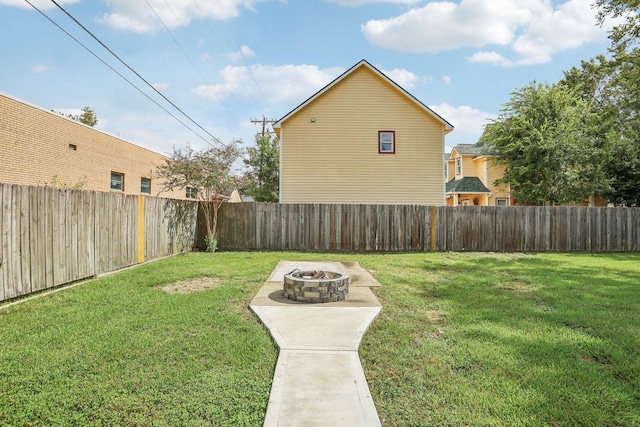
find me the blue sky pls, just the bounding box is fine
[0,0,618,156]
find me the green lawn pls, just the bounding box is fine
[1,252,639,426]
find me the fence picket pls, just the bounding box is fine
[0,186,197,302]
[3,187,640,304]
[217,203,640,254]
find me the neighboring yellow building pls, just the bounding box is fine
[445,143,511,206]
[273,59,454,205]
[0,93,185,199]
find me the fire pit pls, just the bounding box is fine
[283,269,350,303]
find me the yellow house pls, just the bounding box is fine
[273,60,454,205]
[445,143,511,206]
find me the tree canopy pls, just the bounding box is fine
[242,134,279,203]
[595,0,640,49]
[55,106,98,127]
[561,47,640,205]
[483,0,640,206]
[155,142,242,251]
[481,82,609,205]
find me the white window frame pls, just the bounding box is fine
[456,158,462,175]
[495,198,509,207]
[378,130,395,154]
[110,172,124,191]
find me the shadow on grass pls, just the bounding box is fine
[361,252,640,426]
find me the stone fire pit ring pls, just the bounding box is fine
[283,269,350,303]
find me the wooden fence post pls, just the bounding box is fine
[137,195,145,263]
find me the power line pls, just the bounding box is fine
[250,116,277,137]
[23,0,214,146]
[48,0,225,147]
[192,0,268,106]
[234,40,268,105]
[145,0,243,127]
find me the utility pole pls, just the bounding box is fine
[250,116,277,137]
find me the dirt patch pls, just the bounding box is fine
[495,281,533,293]
[158,277,221,294]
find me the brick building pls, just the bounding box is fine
[0,92,185,199]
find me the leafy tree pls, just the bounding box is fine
[481,81,609,205]
[55,106,99,127]
[242,134,279,202]
[595,0,640,49]
[76,106,99,127]
[155,142,242,251]
[562,47,640,205]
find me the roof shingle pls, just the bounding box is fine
[446,177,491,193]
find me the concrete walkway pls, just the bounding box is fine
[250,261,383,427]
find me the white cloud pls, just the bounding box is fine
[442,75,451,85]
[379,67,422,89]
[152,82,170,90]
[362,0,615,66]
[467,51,515,67]
[228,45,257,62]
[193,64,344,106]
[430,103,496,136]
[31,64,48,73]
[98,0,264,33]
[0,0,78,9]
[324,0,419,6]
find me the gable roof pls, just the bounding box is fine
[450,142,493,160]
[445,177,491,194]
[452,143,484,156]
[272,59,454,136]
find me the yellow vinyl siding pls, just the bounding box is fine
[460,155,476,177]
[485,161,509,205]
[280,66,445,205]
[446,159,455,181]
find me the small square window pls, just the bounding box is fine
[110,172,124,191]
[68,144,77,151]
[379,131,395,154]
[496,198,509,207]
[140,177,151,194]
[186,187,197,199]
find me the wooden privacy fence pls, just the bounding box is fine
[0,184,197,302]
[216,203,640,253]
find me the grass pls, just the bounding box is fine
[1,252,639,426]
[358,252,640,426]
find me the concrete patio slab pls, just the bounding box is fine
[251,305,381,351]
[266,260,382,287]
[251,260,383,427]
[250,283,382,308]
[263,350,381,427]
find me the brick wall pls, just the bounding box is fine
[0,93,185,199]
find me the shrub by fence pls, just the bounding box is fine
[0,184,197,303]
[216,203,640,253]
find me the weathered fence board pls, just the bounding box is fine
[3,186,640,304]
[0,185,197,303]
[217,203,640,253]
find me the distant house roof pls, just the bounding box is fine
[450,142,493,160]
[453,143,483,155]
[446,177,491,194]
[272,59,454,137]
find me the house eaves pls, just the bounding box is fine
[272,59,454,137]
